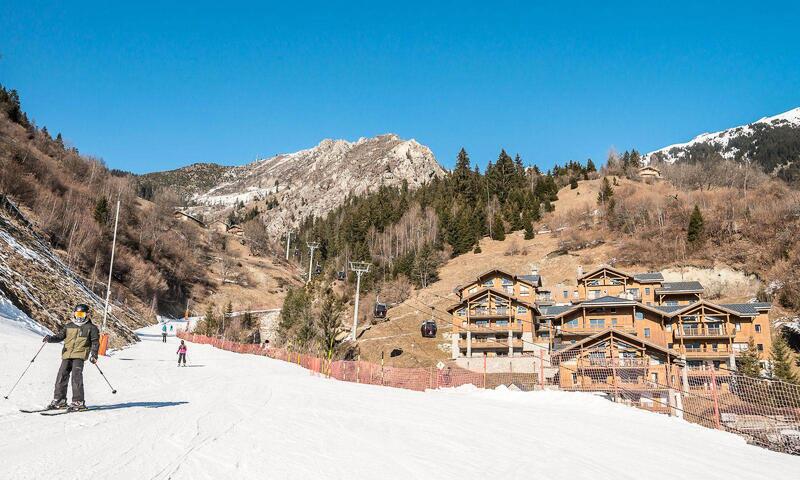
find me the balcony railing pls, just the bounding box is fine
[681,346,732,357]
[469,310,512,318]
[674,326,733,339]
[459,338,524,349]
[580,358,650,368]
[561,324,636,335]
[462,324,523,334]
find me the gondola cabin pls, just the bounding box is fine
[420,320,437,338]
[374,303,387,319]
[314,264,322,275]
[336,270,346,281]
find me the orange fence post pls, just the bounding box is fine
[483,353,487,389]
[538,350,544,390]
[709,366,721,429]
[98,333,110,356]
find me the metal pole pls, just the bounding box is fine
[306,241,319,285]
[352,271,362,341]
[101,199,121,332]
[285,230,291,261]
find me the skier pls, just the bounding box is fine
[42,304,100,411]
[162,323,168,343]
[177,340,187,367]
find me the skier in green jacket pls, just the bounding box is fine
[43,304,100,411]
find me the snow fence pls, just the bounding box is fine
[178,332,800,456]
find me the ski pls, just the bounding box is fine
[20,408,61,414]
[40,407,97,416]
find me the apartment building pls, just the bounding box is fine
[448,265,773,382]
[448,269,541,360]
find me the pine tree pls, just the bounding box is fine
[202,304,217,337]
[93,196,109,226]
[770,334,799,383]
[569,178,578,189]
[523,210,535,240]
[597,177,614,206]
[737,337,762,377]
[491,216,505,241]
[586,158,596,172]
[687,205,705,244]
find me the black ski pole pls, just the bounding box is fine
[93,363,117,394]
[4,343,47,400]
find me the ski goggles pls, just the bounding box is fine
[74,311,87,318]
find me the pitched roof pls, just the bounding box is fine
[656,281,704,293]
[632,272,664,283]
[552,328,678,359]
[539,305,574,317]
[581,295,638,306]
[719,303,770,316]
[446,287,538,313]
[518,274,542,287]
[652,305,684,314]
[666,300,762,318]
[577,265,634,281]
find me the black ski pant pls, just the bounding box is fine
[178,353,186,365]
[53,358,85,403]
[162,333,167,343]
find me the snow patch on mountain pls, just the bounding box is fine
[188,134,445,236]
[645,107,800,164]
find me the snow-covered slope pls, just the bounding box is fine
[1,318,797,479]
[182,134,445,236]
[0,200,141,345]
[645,107,800,171]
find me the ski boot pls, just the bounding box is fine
[46,399,67,410]
[67,401,88,412]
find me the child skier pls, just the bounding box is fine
[161,323,168,343]
[177,340,187,367]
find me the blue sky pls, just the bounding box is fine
[1,1,799,174]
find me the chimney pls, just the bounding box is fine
[530,264,539,276]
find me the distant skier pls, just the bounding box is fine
[162,323,168,343]
[42,304,100,411]
[177,340,187,367]
[169,324,174,333]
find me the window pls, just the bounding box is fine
[644,328,650,338]
[589,289,601,299]
[733,343,748,352]
[573,291,579,298]
[483,279,494,287]
[501,277,513,286]
[757,344,764,352]
[667,343,674,349]
[650,373,658,383]
[519,286,530,296]
[734,322,741,332]
[456,308,465,316]
[563,290,569,298]
[539,331,550,339]
[645,288,650,295]
[665,324,672,332]
[571,373,578,384]
[516,306,527,314]
[635,312,644,320]
[590,319,605,328]
[755,324,761,333]
[476,320,489,327]
[565,319,579,327]
[666,300,678,306]
[646,302,652,306]
[611,318,618,326]
[496,320,509,326]
[610,308,617,314]
[468,287,477,294]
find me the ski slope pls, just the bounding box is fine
[1,318,798,480]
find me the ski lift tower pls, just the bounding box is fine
[349,261,372,341]
[306,241,320,285]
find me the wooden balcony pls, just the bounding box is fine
[578,358,650,369]
[686,366,732,376]
[460,324,524,334]
[674,326,734,339]
[561,325,636,335]
[681,346,732,358]
[459,339,524,350]
[468,311,513,319]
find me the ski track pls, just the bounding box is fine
[2,319,800,479]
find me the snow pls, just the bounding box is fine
[1,318,798,479]
[0,292,51,336]
[645,106,800,164]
